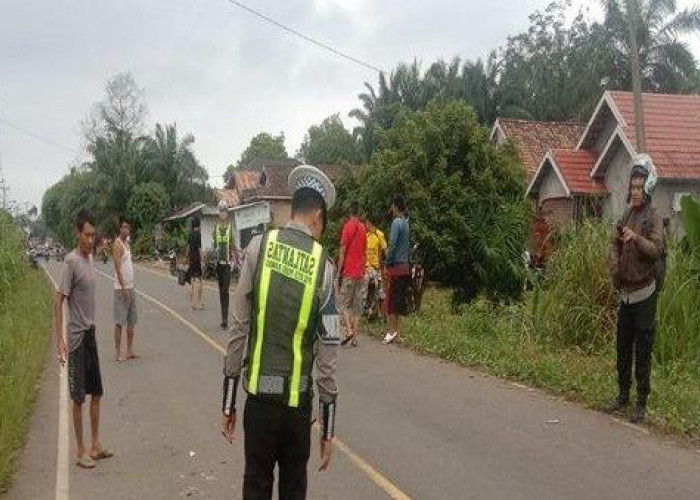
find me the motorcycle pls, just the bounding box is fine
[363,268,384,320]
[406,243,426,314]
[168,248,178,276]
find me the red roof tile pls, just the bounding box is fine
[232,171,261,191]
[551,149,607,195]
[497,119,585,177]
[216,189,240,207]
[609,91,700,180]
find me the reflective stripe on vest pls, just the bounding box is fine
[215,225,231,256]
[289,240,323,407]
[248,230,278,396]
[247,229,324,407]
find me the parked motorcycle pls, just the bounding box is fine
[363,269,384,320]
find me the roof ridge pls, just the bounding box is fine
[499,118,585,126]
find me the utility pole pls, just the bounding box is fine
[626,0,646,153]
[0,85,6,210]
[0,178,8,211]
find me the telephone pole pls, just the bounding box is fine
[0,94,7,210]
[0,85,6,210]
[626,0,646,153]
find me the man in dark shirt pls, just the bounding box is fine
[186,216,204,310]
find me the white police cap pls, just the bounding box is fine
[288,165,336,210]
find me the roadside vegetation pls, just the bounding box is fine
[0,211,53,493]
[369,209,700,442]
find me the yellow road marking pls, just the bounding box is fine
[94,268,411,499]
[42,266,70,500]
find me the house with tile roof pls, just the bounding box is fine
[491,118,585,179]
[218,161,359,228]
[526,91,700,232]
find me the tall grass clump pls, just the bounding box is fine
[655,196,700,372]
[0,211,53,493]
[531,220,618,350]
[655,249,700,371]
[0,212,26,308]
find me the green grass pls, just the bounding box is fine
[368,288,700,443]
[0,211,53,493]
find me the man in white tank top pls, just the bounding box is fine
[113,218,138,362]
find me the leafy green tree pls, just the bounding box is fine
[602,0,700,92]
[126,182,170,231]
[43,75,211,243]
[357,100,530,304]
[496,2,612,121]
[225,132,288,183]
[41,180,66,238]
[297,114,360,165]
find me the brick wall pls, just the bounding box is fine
[541,197,574,227]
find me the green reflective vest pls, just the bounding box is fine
[215,224,232,261]
[243,228,327,407]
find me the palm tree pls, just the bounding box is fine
[143,124,210,209]
[602,0,700,92]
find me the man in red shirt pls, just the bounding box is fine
[337,201,366,346]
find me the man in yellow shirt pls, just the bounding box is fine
[365,220,387,319]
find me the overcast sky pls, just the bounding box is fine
[1,0,699,209]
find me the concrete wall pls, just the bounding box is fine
[654,181,700,236]
[493,126,506,146]
[603,148,632,220]
[200,216,217,254]
[592,117,618,156]
[603,146,700,237]
[538,163,568,202]
[269,200,292,228]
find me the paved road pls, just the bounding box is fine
[7,260,700,499]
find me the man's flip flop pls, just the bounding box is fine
[76,456,97,469]
[126,354,139,360]
[90,449,114,461]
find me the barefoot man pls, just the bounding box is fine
[113,217,138,362]
[54,210,113,469]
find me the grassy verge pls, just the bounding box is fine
[368,288,700,443]
[0,269,53,493]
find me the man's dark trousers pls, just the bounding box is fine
[216,263,231,326]
[243,396,312,500]
[616,293,657,405]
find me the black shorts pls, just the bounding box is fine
[387,274,411,316]
[188,259,202,279]
[68,328,103,404]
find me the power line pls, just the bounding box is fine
[224,0,386,75]
[0,118,80,154]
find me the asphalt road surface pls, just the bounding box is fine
[6,260,700,499]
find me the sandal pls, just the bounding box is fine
[90,449,114,461]
[76,456,97,469]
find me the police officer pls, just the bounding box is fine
[215,201,234,330]
[221,165,340,499]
